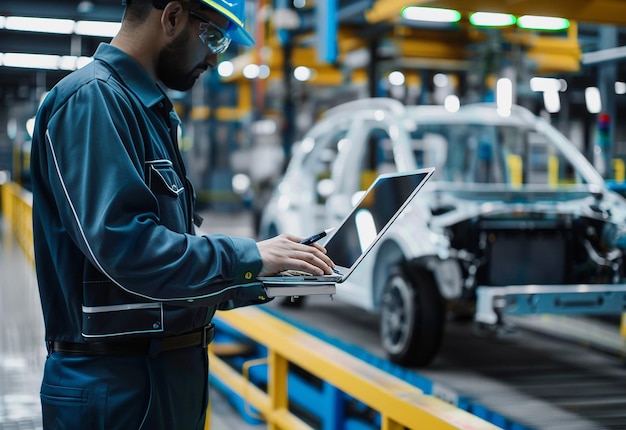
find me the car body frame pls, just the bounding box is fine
[259,98,626,366]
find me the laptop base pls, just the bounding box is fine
[264,283,336,298]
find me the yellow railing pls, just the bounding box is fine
[5,178,626,427]
[505,156,626,186]
[1,180,34,266]
[1,179,500,429]
[210,307,502,430]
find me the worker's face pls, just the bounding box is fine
[156,8,227,91]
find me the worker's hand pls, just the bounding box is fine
[256,234,335,277]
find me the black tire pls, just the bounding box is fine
[380,266,445,367]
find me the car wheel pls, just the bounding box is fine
[380,266,445,367]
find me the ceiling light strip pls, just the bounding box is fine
[0,52,93,71]
[4,16,75,34]
[0,15,120,37]
[395,7,569,31]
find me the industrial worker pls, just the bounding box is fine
[30,0,335,429]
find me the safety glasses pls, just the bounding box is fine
[189,11,231,55]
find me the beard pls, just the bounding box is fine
[156,26,203,91]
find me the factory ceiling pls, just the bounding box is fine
[1,0,625,106]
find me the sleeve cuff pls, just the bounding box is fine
[227,236,263,284]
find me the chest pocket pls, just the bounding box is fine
[146,159,187,232]
[148,160,184,196]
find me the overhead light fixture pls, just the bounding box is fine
[543,91,561,113]
[585,87,602,114]
[76,56,93,69]
[243,63,260,79]
[402,7,461,23]
[0,15,120,37]
[258,64,270,79]
[469,12,516,27]
[496,78,513,115]
[4,16,75,34]
[2,53,61,69]
[0,52,93,71]
[530,77,562,93]
[433,73,449,88]
[388,71,405,86]
[444,95,460,113]
[397,9,568,32]
[75,21,120,37]
[293,65,313,82]
[517,15,569,31]
[217,61,234,78]
[59,56,80,70]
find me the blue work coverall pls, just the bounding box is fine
[30,43,268,430]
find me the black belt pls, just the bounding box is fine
[48,324,215,356]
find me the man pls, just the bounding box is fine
[30,1,335,429]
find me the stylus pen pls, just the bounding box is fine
[300,228,334,245]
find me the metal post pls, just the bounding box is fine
[367,37,379,98]
[597,26,618,178]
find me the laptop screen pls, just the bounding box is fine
[323,169,433,270]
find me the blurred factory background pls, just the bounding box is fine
[2,1,626,214]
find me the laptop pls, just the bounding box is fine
[259,168,435,297]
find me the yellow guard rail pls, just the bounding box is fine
[1,179,500,429]
[1,180,34,266]
[210,307,502,430]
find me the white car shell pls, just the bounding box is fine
[259,98,626,366]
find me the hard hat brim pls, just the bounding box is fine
[227,22,255,47]
[200,0,255,47]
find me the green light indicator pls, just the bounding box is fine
[469,12,516,27]
[517,15,570,31]
[402,7,461,23]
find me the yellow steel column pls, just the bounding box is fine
[548,155,559,186]
[506,154,523,187]
[204,347,212,429]
[613,158,625,181]
[381,416,404,430]
[0,182,9,224]
[204,401,211,430]
[268,350,289,430]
